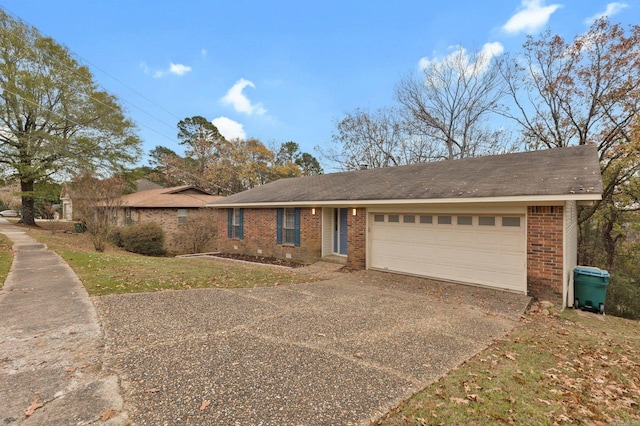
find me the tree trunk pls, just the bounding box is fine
[19,178,37,226]
[602,210,618,272]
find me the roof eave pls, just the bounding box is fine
[207,193,602,208]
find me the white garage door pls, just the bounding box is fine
[369,213,526,293]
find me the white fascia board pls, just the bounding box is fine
[207,193,602,208]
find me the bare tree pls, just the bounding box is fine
[70,172,127,252]
[319,107,434,170]
[396,45,507,160]
[175,210,218,254]
[498,18,640,269]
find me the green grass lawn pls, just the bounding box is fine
[376,306,640,425]
[0,234,13,287]
[32,230,317,296]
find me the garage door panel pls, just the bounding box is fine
[499,234,522,249]
[370,213,526,293]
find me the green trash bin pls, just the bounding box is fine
[573,266,609,314]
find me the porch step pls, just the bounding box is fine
[321,255,347,265]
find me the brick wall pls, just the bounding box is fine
[527,206,564,304]
[122,207,218,255]
[347,208,366,270]
[217,207,322,264]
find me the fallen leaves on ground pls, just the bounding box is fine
[376,302,640,425]
[200,400,211,411]
[100,407,117,421]
[24,397,44,416]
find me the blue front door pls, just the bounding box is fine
[333,208,348,255]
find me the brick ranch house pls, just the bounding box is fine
[115,185,222,254]
[61,178,164,221]
[208,145,602,307]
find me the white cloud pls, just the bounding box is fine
[419,42,504,76]
[584,2,628,24]
[169,63,192,76]
[221,78,267,115]
[211,116,246,140]
[502,0,562,35]
[141,62,192,78]
[201,48,208,58]
[479,42,505,69]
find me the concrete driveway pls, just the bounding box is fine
[94,268,530,425]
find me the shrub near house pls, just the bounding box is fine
[121,222,166,256]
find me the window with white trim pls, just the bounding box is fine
[276,208,300,246]
[178,209,187,224]
[502,217,521,227]
[284,208,295,245]
[479,216,496,226]
[438,215,452,225]
[457,216,472,225]
[232,208,242,238]
[420,215,433,224]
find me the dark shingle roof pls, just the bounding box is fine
[210,145,602,206]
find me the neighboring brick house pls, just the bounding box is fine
[60,178,163,221]
[116,186,222,255]
[209,145,603,307]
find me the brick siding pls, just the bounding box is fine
[217,208,322,264]
[347,208,366,270]
[527,206,564,304]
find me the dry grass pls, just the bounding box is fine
[375,304,640,425]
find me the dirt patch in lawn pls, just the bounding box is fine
[209,252,308,268]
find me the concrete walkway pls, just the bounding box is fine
[0,219,125,425]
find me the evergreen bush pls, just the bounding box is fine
[121,222,166,256]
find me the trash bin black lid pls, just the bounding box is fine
[574,266,610,278]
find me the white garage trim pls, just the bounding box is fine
[564,200,578,307]
[368,212,527,293]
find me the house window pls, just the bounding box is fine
[284,208,295,245]
[502,216,521,227]
[438,215,452,225]
[404,215,416,223]
[479,216,496,226]
[388,215,400,223]
[277,208,300,246]
[457,216,472,225]
[373,214,385,222]
[227,208,244,239]
[125,208,133,226]
[177,209,187,224]
[419,215,433,224]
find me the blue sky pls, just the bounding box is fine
[3,1,638,169]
